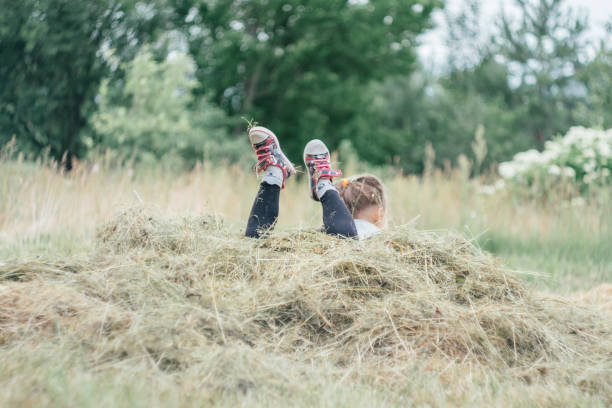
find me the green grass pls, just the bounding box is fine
[481,232,612,292]
[0,233,92,260]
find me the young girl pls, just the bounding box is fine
[244,126,387,240]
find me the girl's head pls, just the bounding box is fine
[335,174,388,228]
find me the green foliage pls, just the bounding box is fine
[354,60,526,172]
[0,0,165,165]
[170,0,441,160]
[2,0,611,174]
[90,50,245,165]
[575,26,612,129]
[498,126,612,188]
[364,0,612,172]
[495,0,590,147]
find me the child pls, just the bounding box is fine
[244,126,387,240]
[335,174,387,238]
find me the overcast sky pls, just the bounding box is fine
[418,0,612,69]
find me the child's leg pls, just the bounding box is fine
[245,168,282,238]
[303,139,357,239]
[244,126,295,239]
[318,182,358,238]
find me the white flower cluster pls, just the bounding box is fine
[498,127,612,184]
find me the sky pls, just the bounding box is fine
[418,0,612,70]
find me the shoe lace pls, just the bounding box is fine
[310,155,332,172]
[255,139,274,164]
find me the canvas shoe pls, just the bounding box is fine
[303,139,342,201]
[249,126,296,188]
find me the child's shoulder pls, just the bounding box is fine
[353,219,381,240]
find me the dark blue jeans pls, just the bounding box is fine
[245,182,357,239]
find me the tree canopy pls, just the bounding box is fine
[1,0,611,172]
[171,0,441,159]
[0,0,165,165]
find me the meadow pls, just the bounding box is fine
[2,151,610,292]
[0,152,610,407]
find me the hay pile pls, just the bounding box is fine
[1,206,610,403]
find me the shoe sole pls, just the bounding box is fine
[303,139,330,201]
[249,126,296,175]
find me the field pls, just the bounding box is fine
[1,154,611,407]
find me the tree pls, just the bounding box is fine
[575,21,612,129]
[495,0,590,147]
[0,0,165,166]
[170,0,441,160]
[359,0,527,172]
[361,60,525,173]
[90,49,242,164]
[369,0,602,172]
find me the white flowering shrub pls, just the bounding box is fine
[498,127,612,186]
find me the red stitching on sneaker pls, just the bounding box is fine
[252,138,289,188]
[253,139,277,172]
[307,155,342,181]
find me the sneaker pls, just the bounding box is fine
[249,126,296,188]
[303,139,342,201]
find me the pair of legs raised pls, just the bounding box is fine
[244,127,357,239]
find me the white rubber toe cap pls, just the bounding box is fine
[249,126,275,145]
[303,139,329,159]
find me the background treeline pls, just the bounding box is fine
[1,0,611,172]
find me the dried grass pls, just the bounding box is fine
[1,206,610,405]
[570,284,612,314]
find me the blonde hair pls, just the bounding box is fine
[334,174,387,217]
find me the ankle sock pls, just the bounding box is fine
[262,165,284,188]
[316,179,337,200]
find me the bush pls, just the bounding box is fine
[498,127,612,188]
[90,49,248,166]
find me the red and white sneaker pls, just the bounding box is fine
[303,139,342,201]
[249,126,296,188]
